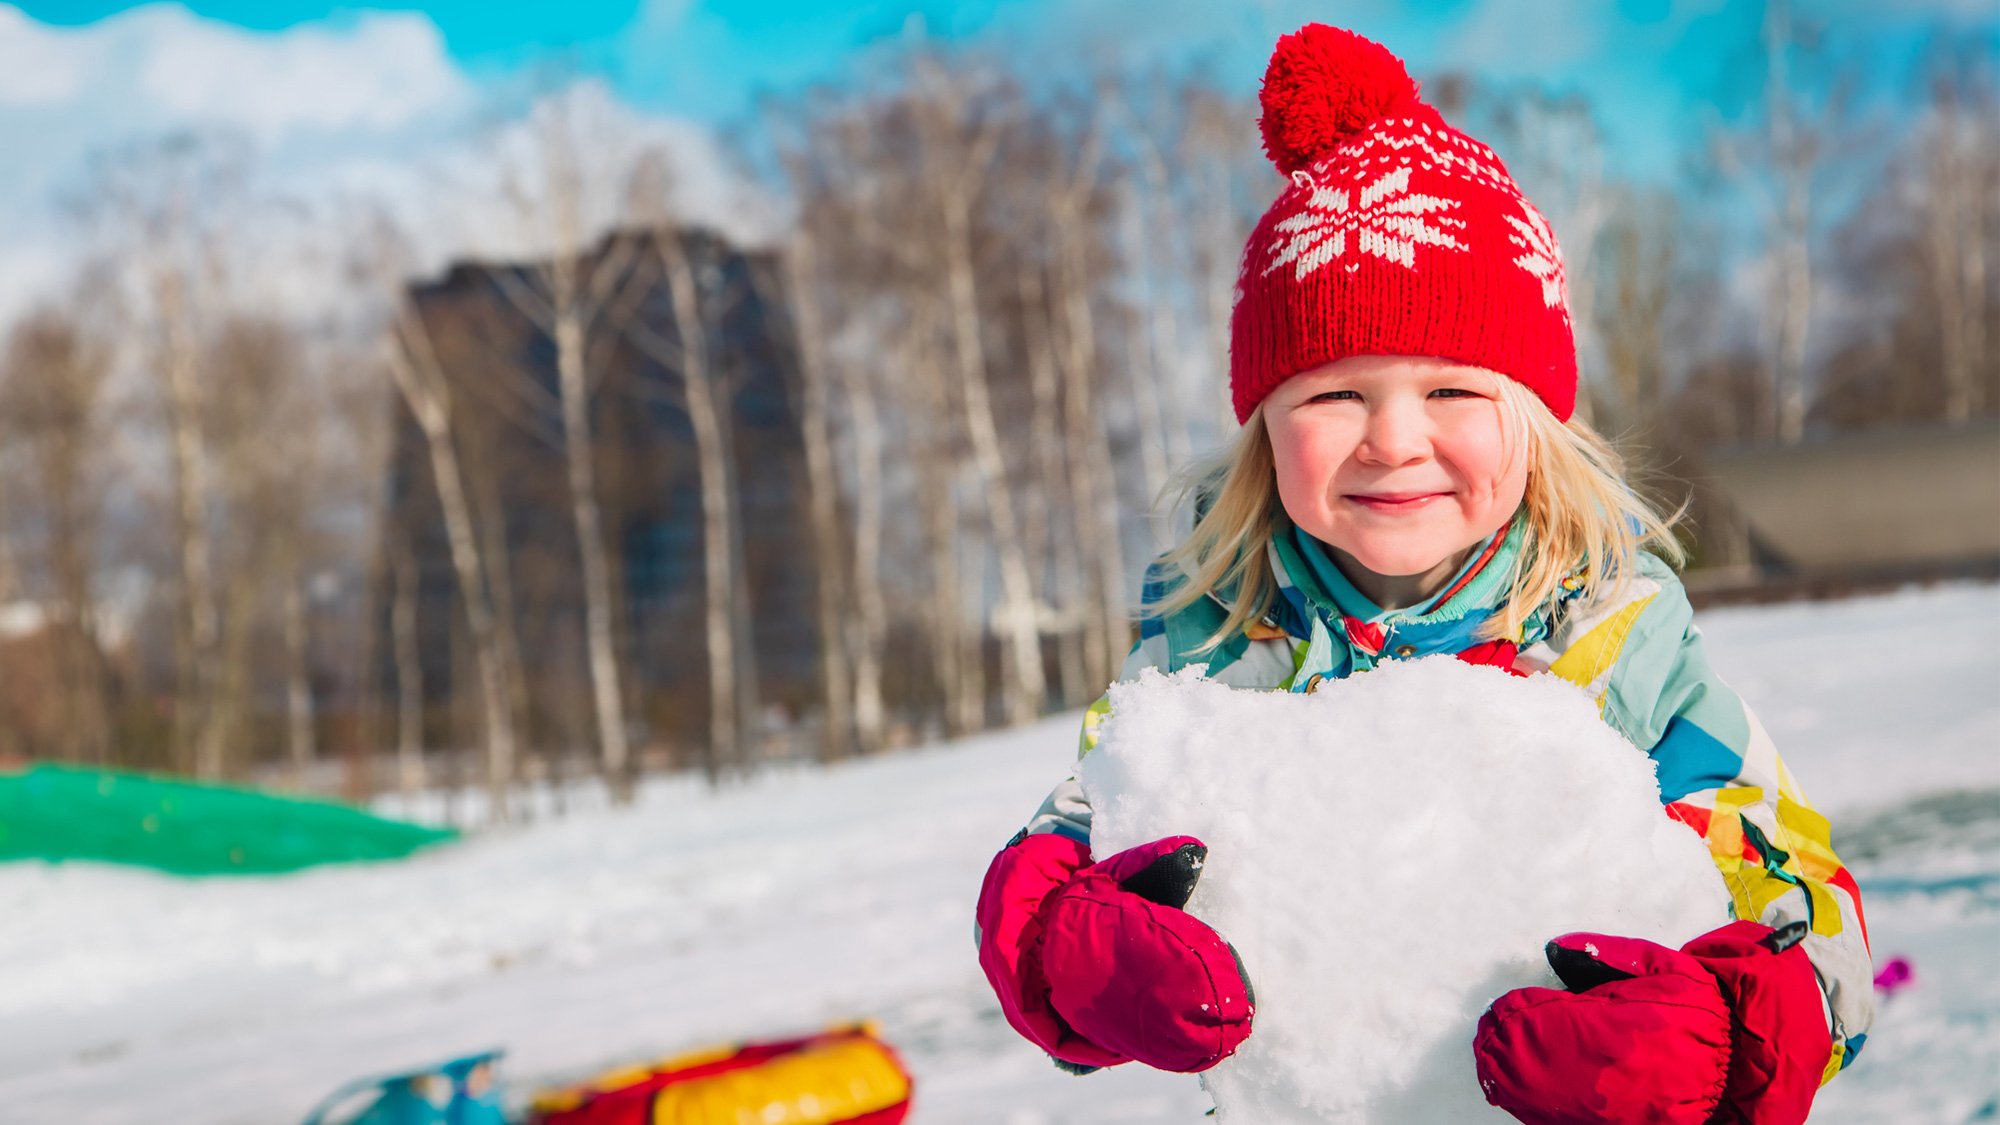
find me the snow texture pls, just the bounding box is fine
[0,583,1995,1124]
[1082,658,1729,1123]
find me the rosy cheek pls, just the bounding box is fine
[1436,415,1515,500]
[1272,423,1346,507]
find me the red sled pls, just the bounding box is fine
[527,1023,912,1125]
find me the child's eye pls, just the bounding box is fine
[1430,388,1479,399]
[1310,390,1360,403]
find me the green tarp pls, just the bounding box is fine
[0,763,456,875]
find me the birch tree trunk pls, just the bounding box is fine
[1118,180,1173,527]
[383,312,517,821]
[1765,0,1813,445]
[52,499,109,764]
[392,536,426,795]
[653,231,743,781]
[204,563,260,784]
[959,519,989,730]
[843,353,889,752]
[1049,140,1127,691]
[1928,93,1984,423]
[906,317,973,735]
[473,471,532,760]
[492,100,651,801]
[284,572,316,788]
[782,233,853,761]
[1136,145,1193,475]
[1019,261,1086,707]
[551,276,633,799]
[1188,121,1244,436]
[345,530,385,804]
[722,409,762,763]
[4,310,113,764]
[154,273,225,777]
[940,184,1046,725]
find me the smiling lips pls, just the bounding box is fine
[1345,491,1454,513]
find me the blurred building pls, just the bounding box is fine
[376,228,817,765]
[1695,419,2000,600]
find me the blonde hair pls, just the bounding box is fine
[1152,378,1684,649]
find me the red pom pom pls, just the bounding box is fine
[1259,25,1419,174]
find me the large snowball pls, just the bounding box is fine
[1080,658,1728,1123]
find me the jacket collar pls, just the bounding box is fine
[1265,515,1536,676]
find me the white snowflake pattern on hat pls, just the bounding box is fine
[1262,165,1469,281]
[1505,202,1570,316]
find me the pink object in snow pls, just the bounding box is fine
[1874,956,1915,996]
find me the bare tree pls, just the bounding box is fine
[794,78,983,737]
[192,317,300,780]
[491,94,646,798]
[778,226,855,760]
[777,112,898,751]
[1595,189,1678,439]
[906,303,979,735]
[1763,0,1814,444]
[1017,259,1087,706]
[1707,0,1848,444]
[912,58,1047,726]
[636,224,755,780]
[86,138,242,776]
[1181,87,1264,438]
[1117,175,1175,524]
[282,573,315,785]
[1920,57,1995,423]
[377,260,520,820]
[1045,111,1129,692]
[390,532,426,794]
[0,306,114,762]
[840,347,891,750]
[1481,86,1611,426]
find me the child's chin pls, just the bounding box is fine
[1342,540,1461,579]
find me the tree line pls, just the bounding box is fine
[0,21,1991,815]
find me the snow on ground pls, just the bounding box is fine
[1,583,1995,1124]
[1695,584,2000,1125]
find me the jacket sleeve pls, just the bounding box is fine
[1523,554,1876,1081]
[1023,643,1154,841]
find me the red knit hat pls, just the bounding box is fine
[1229,25,1578,423]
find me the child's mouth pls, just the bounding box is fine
[1346,492,1450,513]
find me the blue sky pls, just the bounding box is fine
[14,0,1991,172]
[0,0,1991,330]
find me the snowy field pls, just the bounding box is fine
[2,583,1996,1125]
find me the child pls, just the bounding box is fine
[975,24,1874,1125]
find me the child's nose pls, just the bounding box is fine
[1357,399,1432,465]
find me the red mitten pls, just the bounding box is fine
[975,833,1254,1073]
[1683,920,1832,1124]
[1474,933,1732,1124]
[976,830,1126,1069]
[1473,923,1830,1125]
[1038,838,1256,1072]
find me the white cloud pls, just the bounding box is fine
[0,3,477,330]
[136,8,467,138]
[0,6,94,105]
[0,3,471,136]
[0,5,769,335]
[438,79,782,267]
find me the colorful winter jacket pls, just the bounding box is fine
[1024,515,1876,1080]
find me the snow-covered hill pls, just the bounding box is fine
[2,583,1995,1124]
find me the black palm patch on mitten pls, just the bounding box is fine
[1118,842,1208,910]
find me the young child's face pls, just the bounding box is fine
[1264,355,1529,579]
